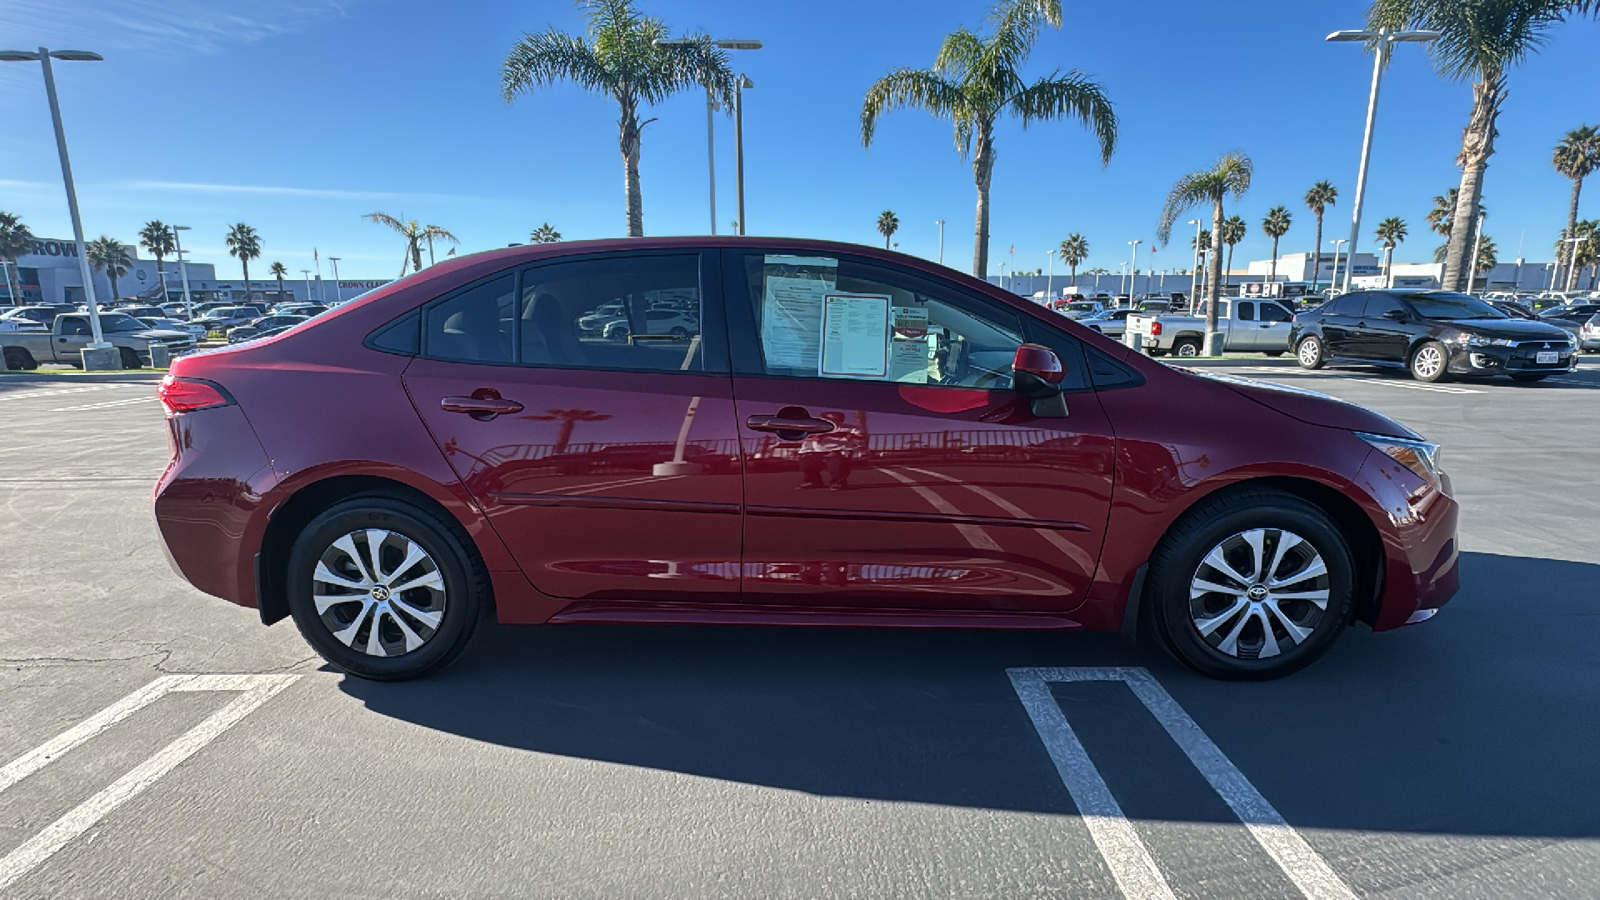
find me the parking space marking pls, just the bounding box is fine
[0,384,143,404]
[0,674,299,892]
[1008,667,1355,900]
[47,395,158,413]
[1218,367,1485,394]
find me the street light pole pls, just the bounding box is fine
[654,38,761,237]
[1561,235,1585,294]
[1465,212,1488,292]
[1127,240,1142,306]
[1326,28,1438,292]
[935,219,945,265]
[301,269,312,303]
[1046,249,1054,301]
[1329,239,1347,293]
[734,75,752,235]
[1188,219,1202,303]
[0,47,108,347]
[328,257,342,304]
[172,225,194,319]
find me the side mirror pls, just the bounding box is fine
[1382,309,1408,321]
[1012,343,1064,394]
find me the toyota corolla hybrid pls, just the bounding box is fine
[153,238,1458,681]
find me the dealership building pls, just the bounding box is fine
[2,237,387,307]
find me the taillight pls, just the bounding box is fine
[1149,321,1163,336]
[159,376,232,413]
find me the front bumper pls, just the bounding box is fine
[1355,451,1461,631]
[1446,343,1578,375]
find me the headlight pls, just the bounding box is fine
[1357,432,1443,488]
[1460,333,1513,347]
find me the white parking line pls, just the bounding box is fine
[1008,667,1355,900]
[0,384,141,404]
[1221,367,1484,394]
[0,674,299,892]
[47,395,158,412]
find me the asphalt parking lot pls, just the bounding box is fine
[2,358,1598,899]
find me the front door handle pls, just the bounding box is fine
[441,391,524,420]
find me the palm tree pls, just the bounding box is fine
[501,0,736,238]
[876,210,900,249]
[224,223,262,288]
[1552,124,1600,289]
[86,236,131,302]
[1427,188,1487,240]
[0,212,34,307]
[364,213,460,276]
[860,0,1117,278]
[1303,181,1337,290]
[1058,234,1089,282]
[1157,151,1253,354]
[1369,0,1597,291]
[1261,205,1292,282]
[1084,266,1110,276]
[1220,214,1246,282]
[138,221,176,301]
[529,408,614,454]
[1567,219,1600,287]
[1374,216,1408,287]
[269,261,288,300]
[530,223,563,243]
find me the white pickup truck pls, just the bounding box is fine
[1126,297,1296,358]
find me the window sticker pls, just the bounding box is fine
[760,255,837,369]
[889,305,930,383]
[820,293,891,378]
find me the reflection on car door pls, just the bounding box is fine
[723,250,1115,615]
[402,253,744,606]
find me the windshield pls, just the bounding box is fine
[99,315,147,333]
[1407,292,1506,320]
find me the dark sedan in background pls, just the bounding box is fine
[1291,290,1578,383]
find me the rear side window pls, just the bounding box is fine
[1237,301,1256,321]
[1362,294,1405,319]
[423,275,515,363]
[1326,294,1365,316]
[519,254,705,373]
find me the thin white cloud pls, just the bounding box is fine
[0,0,357,58]
[120,180,480,203]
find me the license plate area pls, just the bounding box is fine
[1535,351,1559,364]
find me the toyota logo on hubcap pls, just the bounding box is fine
[1247,585,1268,601]
[370,585,392,601]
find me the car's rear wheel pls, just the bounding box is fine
[1409,341,1448,382]
[286,496,484,680]
[1173,338,1201,358]
[1147,489,1354,680]
[1263,350,1286,358]
[118,347,142,369]
[2,347,35,370]
[1295,335,1325,369]
[1509,372,1550,383]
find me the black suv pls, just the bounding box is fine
[1289,290,1578,383]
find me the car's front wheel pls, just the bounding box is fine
[1295,335,1325,369]
[1409,341,1448,382]
[287,496,485,680]
[1147,489,1354,680]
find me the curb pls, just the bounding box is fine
[0,370,167,384]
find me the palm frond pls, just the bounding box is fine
[934,27,984,80]
[423,225,460,244]
[502,29,613,102]
[642,29,737,109]
[860,67,969,149]
[985,0,1062,73]
[363,212,410,236]
[1157,172,1214,246]
[1007,70,1117,164]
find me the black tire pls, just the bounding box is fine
[1172,337,1201,358]
[286,495,486,680]
[1509,372,1550,383]
[2,347,35,370]
[1295,335,1325,369]
[1408,340,1448,383]
[1263,350,1286,358]
[118,346,142,369]
[1146,489,1354,680]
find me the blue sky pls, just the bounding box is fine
[1,0,1596,280]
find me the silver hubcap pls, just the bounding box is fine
[313,529,447,657]
[1298,338,1319,366]
[1413,346,1443,378]
[1177,342,1198,357]
[1188,528,1330,660]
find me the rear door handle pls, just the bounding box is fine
[441,393,524,420]
[746,415,835,436]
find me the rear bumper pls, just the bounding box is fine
[1356,453,1461,631]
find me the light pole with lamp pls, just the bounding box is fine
[1127,240,1142,305]
[733,74,752,235]
[172,225,195,319]
[1326,27,1439,293]
[654,38,762,235]
[301,269,313,304]
[0,47,112,358]
[935,220,945,266]
[328,257,342,304]
[1329,239,1347,295]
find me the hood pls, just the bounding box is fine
[1445,318,1572,341]
[1182,369,1420,439]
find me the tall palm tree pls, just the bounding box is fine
[1261,205,1292,282]
[876,210,900,249]
[1058,234,1088,282]
[224,223,262,287]
[269,261,289,300]
[364,213,460,276]
[86,236,131,302]
[0,212,34,307]
[1374,216,1408,286]
[1220,214,1246,281]
[501,0,736,238]
[1427,188,1487,239]
[138,221,176,301]
[1552,124,1600,289]
[530,223,563,243]
[1566,219,1600,287]
[860,0,1117,278]
[529,408,614,454]
[1369,0,1597,291]
[1303,181,1337,290]
[1157,151,1253,353]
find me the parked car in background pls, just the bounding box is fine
[1290,290,1577,383]
[227,314,311,343]
[153,237,1459,683]
[136,317,209,340]
[193,306,268,335]
[1058,300,1105,320]
[0,305,71,329]
[1580,314,1600,353]
[115,305,167,320]
[1537,302,1600,334]
[271,303,327,317]
[1487,300,1538,320]
[1078,307,1134,338]
[1127,297,1296,357]
[2,312,194,369]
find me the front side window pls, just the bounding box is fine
[740,254,1024,390]
[61,318,90,336]
[1258,302,1292,323]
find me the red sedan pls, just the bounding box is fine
[153,238,1458,680]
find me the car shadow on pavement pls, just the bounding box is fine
[340,550,1600,838]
